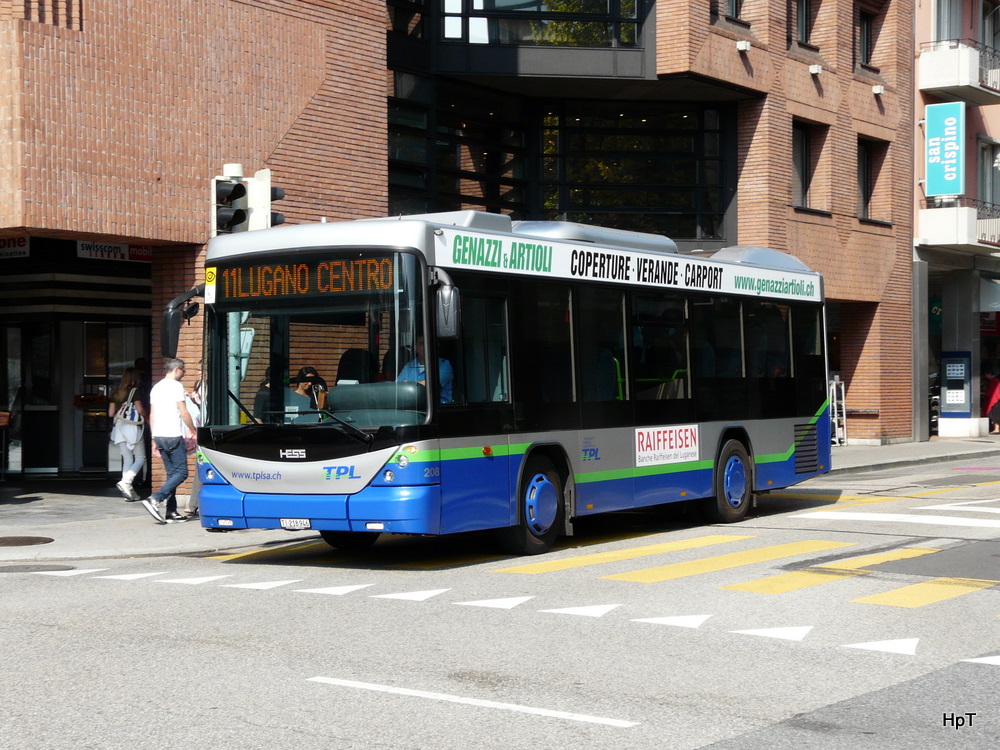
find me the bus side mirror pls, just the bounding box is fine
[162,285,204,358]
[162,309,183,358]
[436,277,461,340]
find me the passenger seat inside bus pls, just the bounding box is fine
[338,348,378,384]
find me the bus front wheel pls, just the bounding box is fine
[319,530,381,551]
[704,439,752,524]
[497,456,564,555]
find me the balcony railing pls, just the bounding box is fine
[921,196,1000,247]
[920,39,1000,99]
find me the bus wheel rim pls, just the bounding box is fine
[723,456,747,508]
[525,474,558,534]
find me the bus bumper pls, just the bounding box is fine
[199,483,442,535]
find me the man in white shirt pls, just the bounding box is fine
[140,358,198,524]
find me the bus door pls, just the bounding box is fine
[437,294,512,534]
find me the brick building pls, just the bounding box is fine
[0,0,914,485]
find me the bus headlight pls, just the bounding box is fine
[397,455,409,468]
[205,469,216,481]
[383,469,395,483]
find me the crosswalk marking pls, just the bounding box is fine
[222,579,303,590]
[601,540,853,583]
[540,604,621,618]
[294,584,374,596]
[853,577,997,608]
[963,655,1000,665]
[371,588,451,601]
[155,575,232,585]
[731,626,813,641]
[455,596,535,609]
[493,535,753,575]
[843,638,919,655]
[915,500,1000,514]
[93,572,169,580]
[792,510,1000,529]
[721,547,940,594]
[33,568,108,576]
[632,615,713,628]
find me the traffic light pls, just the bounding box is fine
[247,168,287,230]
[212,166,249,236]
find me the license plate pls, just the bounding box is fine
[280,518,311,530]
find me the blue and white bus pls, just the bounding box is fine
[168,211,829,554]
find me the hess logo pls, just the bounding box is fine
[279,449,307,459]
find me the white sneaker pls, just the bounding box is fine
[117,480,141,502]
[140,499,166,524]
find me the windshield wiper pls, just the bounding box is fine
[321,410,374,446]
[283,409,374,446]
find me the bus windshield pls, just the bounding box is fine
[203,250,427,430]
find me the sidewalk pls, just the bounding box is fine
[3,436,1000,563]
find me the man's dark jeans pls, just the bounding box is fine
[152,436,188,516]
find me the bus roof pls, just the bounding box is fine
[206,212,822,303]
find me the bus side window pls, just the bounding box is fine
[455,295,508,404]
[510,283,573,404]
[632,296,689,400]
[745,301,790,378]
[577,287,627,402]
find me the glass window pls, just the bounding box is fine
[745,301,791,378]
[796,0,811,43]
[793,122,812,208]
[632,295,689,400]
[858,11,874,66]
[577,287,627,401]
[455,295,509,403]
[509,283,574,403]
[205,252,427,429]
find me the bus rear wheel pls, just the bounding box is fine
[704,439,752,524]
[319,530,381,551]
[497,456,564,555]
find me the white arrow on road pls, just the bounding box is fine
[732,626,813,641]
[632,615,713,629]
[455,596,535,609]
[371,589,451,601]
[842,638,919,655]
[540,604,621,617]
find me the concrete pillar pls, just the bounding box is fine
[912,258,929,441]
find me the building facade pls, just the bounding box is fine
[914,0,1000,438]
[0,0,913,486]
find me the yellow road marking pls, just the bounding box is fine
[208,541,328,561]
[853,577,997,607]
[393,554,511,570]
[493,535,753,575]
[601,540,854,583]
[722,547,940,594]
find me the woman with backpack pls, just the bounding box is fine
[107,366,147,501]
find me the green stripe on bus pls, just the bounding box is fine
[755,398,829,465]
[397,442,531,463]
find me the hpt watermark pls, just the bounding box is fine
[942,712,977,729]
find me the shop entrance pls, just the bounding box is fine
[1,320,148,477]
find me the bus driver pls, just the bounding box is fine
[396,335,453,403]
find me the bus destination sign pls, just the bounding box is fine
[205,258,394,304]
[437,228,820,302]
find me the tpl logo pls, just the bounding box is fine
[279,449,307,459]
[324,465,361,480]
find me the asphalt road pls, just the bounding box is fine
[3,457,1000,749]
